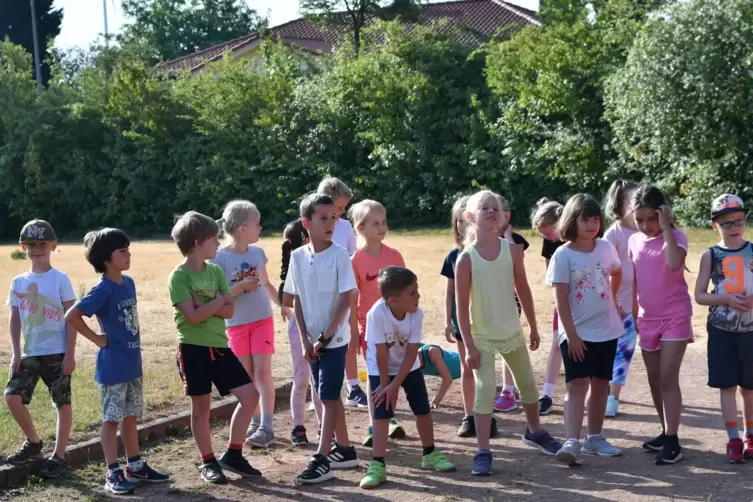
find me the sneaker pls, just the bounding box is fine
[655,436,682,465]
[199,461,227,484]
[6,439,43,464]
[296,454,333,485]
[359,460,387,489]
[522,427,562,456]
[605,395,619,418]
[744,434,753,459]
[246,427,275,448]
[421,450,455,472]
[388,419,406,439]
[291,425,309,447]
[642,432,666,452]
[727,438,745,464]
[346,386,369,408]
[471,450,493,476]
[124,461,169,483]
[218,451,262,477]
[493,390,517,412]
[583,435,622,457]
[105,469,136,494]
[38,455,67,479]
[246,421,260,440]
[539,395,554,416]
[327,443,359,469]
[555,439,582,466]
[513,388,521,403]
[363,425,373,447]
[457,415,476,438]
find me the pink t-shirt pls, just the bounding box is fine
[351,245,405,329]
[628,230,692,320]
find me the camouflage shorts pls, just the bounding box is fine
[4,353,72,407]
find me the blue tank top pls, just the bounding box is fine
[708,241,753,332]
[420,344,461,380]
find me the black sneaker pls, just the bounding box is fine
[490,417,498,438]
[39,455,67,479]
[457,415,476,438]
[291,425,309,447]
[655,436,683,465]
[326,443,359,469]
[642,432,666,452]
[199,460,227,484]
[539,396,554,416]
[6,439,43,464]
[218,450,262,477]
[296,454,333,485]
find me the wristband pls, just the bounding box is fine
[317,332,332,347]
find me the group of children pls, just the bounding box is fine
[5,175,753,494]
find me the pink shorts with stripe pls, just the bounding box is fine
[226,317,275,357]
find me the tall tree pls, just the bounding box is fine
[0,0,63,85]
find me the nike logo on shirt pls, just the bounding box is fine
[365,273,378,281]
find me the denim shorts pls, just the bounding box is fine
[310,344,348,401]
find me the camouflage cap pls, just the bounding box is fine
[19,220,57,243]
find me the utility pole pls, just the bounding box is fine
[29,0,42,89]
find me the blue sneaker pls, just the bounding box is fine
[125,461,169,483]
[105,469,135,495]
[471,450,492,476]
[346,386,368,408]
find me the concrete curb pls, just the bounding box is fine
[0,379,293,488]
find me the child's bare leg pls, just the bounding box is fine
[101,421,120,465]
[564,378,589,439]
[586,379,609,435]
[120,416,140,458]
[190,394,214,457]
[544,333,562,395]
[318,400,339,456]
[229,383,260,445]
[721,387,739,436]
[642,350,666,430]
[415,414,434,447]
[371,419,390,458]
[53,404,72,458]
[660,341,687,436]
[333,400,351,447]
[5,395,40,443]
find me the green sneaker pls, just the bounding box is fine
[363,425,373,447]
[388,419,405,439]
[359,460,386,489]
[421,450,455,472]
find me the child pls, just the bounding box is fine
[212,200,292,448]
[348,199,407,446]
[603,180,640,417]
[360,266,455,489]
[66,228,168,494]
[630,184,692,465]
[418,343,462,408]
[167,212,262,484]
[317,177,367,408]
[530,198,564,416]
[284,193,359,485]
[280,219,323,446]
[5,220,76,480]
[440,196,497,439]
[547,194,625,466]
[695,194,753,463]
[456,190,562,476]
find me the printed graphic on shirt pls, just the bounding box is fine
[709,243,753,331]
[383,330,410,350]
[573,262,612,304]
[119,297,140,338]
[230,262,260,293]
[15,283,65,333]
[365,273,378,281]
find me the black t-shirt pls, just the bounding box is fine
[542,238,564,260]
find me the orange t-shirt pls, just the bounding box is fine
[351,245,405,330]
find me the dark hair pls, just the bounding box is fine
[171,211,219,255]
[84,228,131,274]
[556,194,605,242]
[630,183,669,215]
[604,179,639,221]
[279,219,309,302]
[378,266,417,300]
[300,193,335,220]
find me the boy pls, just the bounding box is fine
[167,212,261,484]
[417,343,461,409]
[360,266,455,489]
[694,194,753,463]
[5,220,76,479]
[284,193,359,485]
[66,228,168,494]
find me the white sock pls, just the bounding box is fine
[542,383,554,398]
[127,459,145,471]
[504,384,515,393]
[348,379,359,391]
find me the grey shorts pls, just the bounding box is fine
[98,378,144,423]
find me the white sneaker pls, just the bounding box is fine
[583,435,622,457]
[245,427,275,448]
[556,439,582,466]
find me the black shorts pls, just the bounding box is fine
[4,353,71,407]
[368,369,430,420]
[560,338,617,383]
[707,324,753,390]
[176,344,252,397]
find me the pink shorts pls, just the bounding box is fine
[638,316,693,352]
[227,317,275,357]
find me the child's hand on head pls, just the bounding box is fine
[657,205,672,230]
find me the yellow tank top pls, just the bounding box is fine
[469,238,523,349]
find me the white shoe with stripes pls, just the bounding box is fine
[295,454,333,485]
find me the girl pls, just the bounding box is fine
[213,200,291,448]
[531,198,565,416]
[456,190,561,476]
[629,184,692,465]
[547,194,624,466]
[280,219,323,446]
[603,180,640,418]
[348,200,407,446]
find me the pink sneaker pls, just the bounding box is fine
[494,390,518,412]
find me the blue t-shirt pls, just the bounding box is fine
[75,275,143,385]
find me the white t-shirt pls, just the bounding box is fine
[332,219,357,255]
[604,222,636,311]
[365,299,423,376]
[283,242,356,348]
[546,239,623,344]
[7,268,77,356]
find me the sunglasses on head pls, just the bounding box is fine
[718,218,746,230]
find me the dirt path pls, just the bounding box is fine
[5,345,752,502]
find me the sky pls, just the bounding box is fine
[54,0,539,50]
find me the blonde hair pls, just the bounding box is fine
[450,195,470,248]
[348,199,386,237]
[217,200,260,240]
[531,197,563,229]
[317,177,352,200]
[463,190,501,248]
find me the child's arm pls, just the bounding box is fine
[374,342,390,394]
[230,278,258,298]
[695,250,750,311]
[62,300,77,375]
[428,347,453,408]
[553,283,585,361]
[455,252,479,368]
[214,293,235,319]
[658,207,686,270]
[511,245,539,350]
[374,342,420,411]
[65,307,108,348]
[293,295,316,362]
[261,264,291,319]
[632,272,639,323]
[443,278,455,343]
[9,307,22,375]
[175,292,227,325]
[314,290,353,354]
[610,268,623,315]
[348,292,359,351]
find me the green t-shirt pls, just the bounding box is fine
[168,263,231,348]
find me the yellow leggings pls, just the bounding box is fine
[473,337,538,415]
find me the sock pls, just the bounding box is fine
[107,462,121,474]
[251,415,261,426]
[373,456,385,465]
[261,413,273,431]
[422,445,435,456]
[542,383,554,398]
[348,379,360,391]
[504,384,515,393]
[127,455,144,471]
[586,433,601,441]
[726,421,740,440]
[745,421,753,436]
[201,453,217,464]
